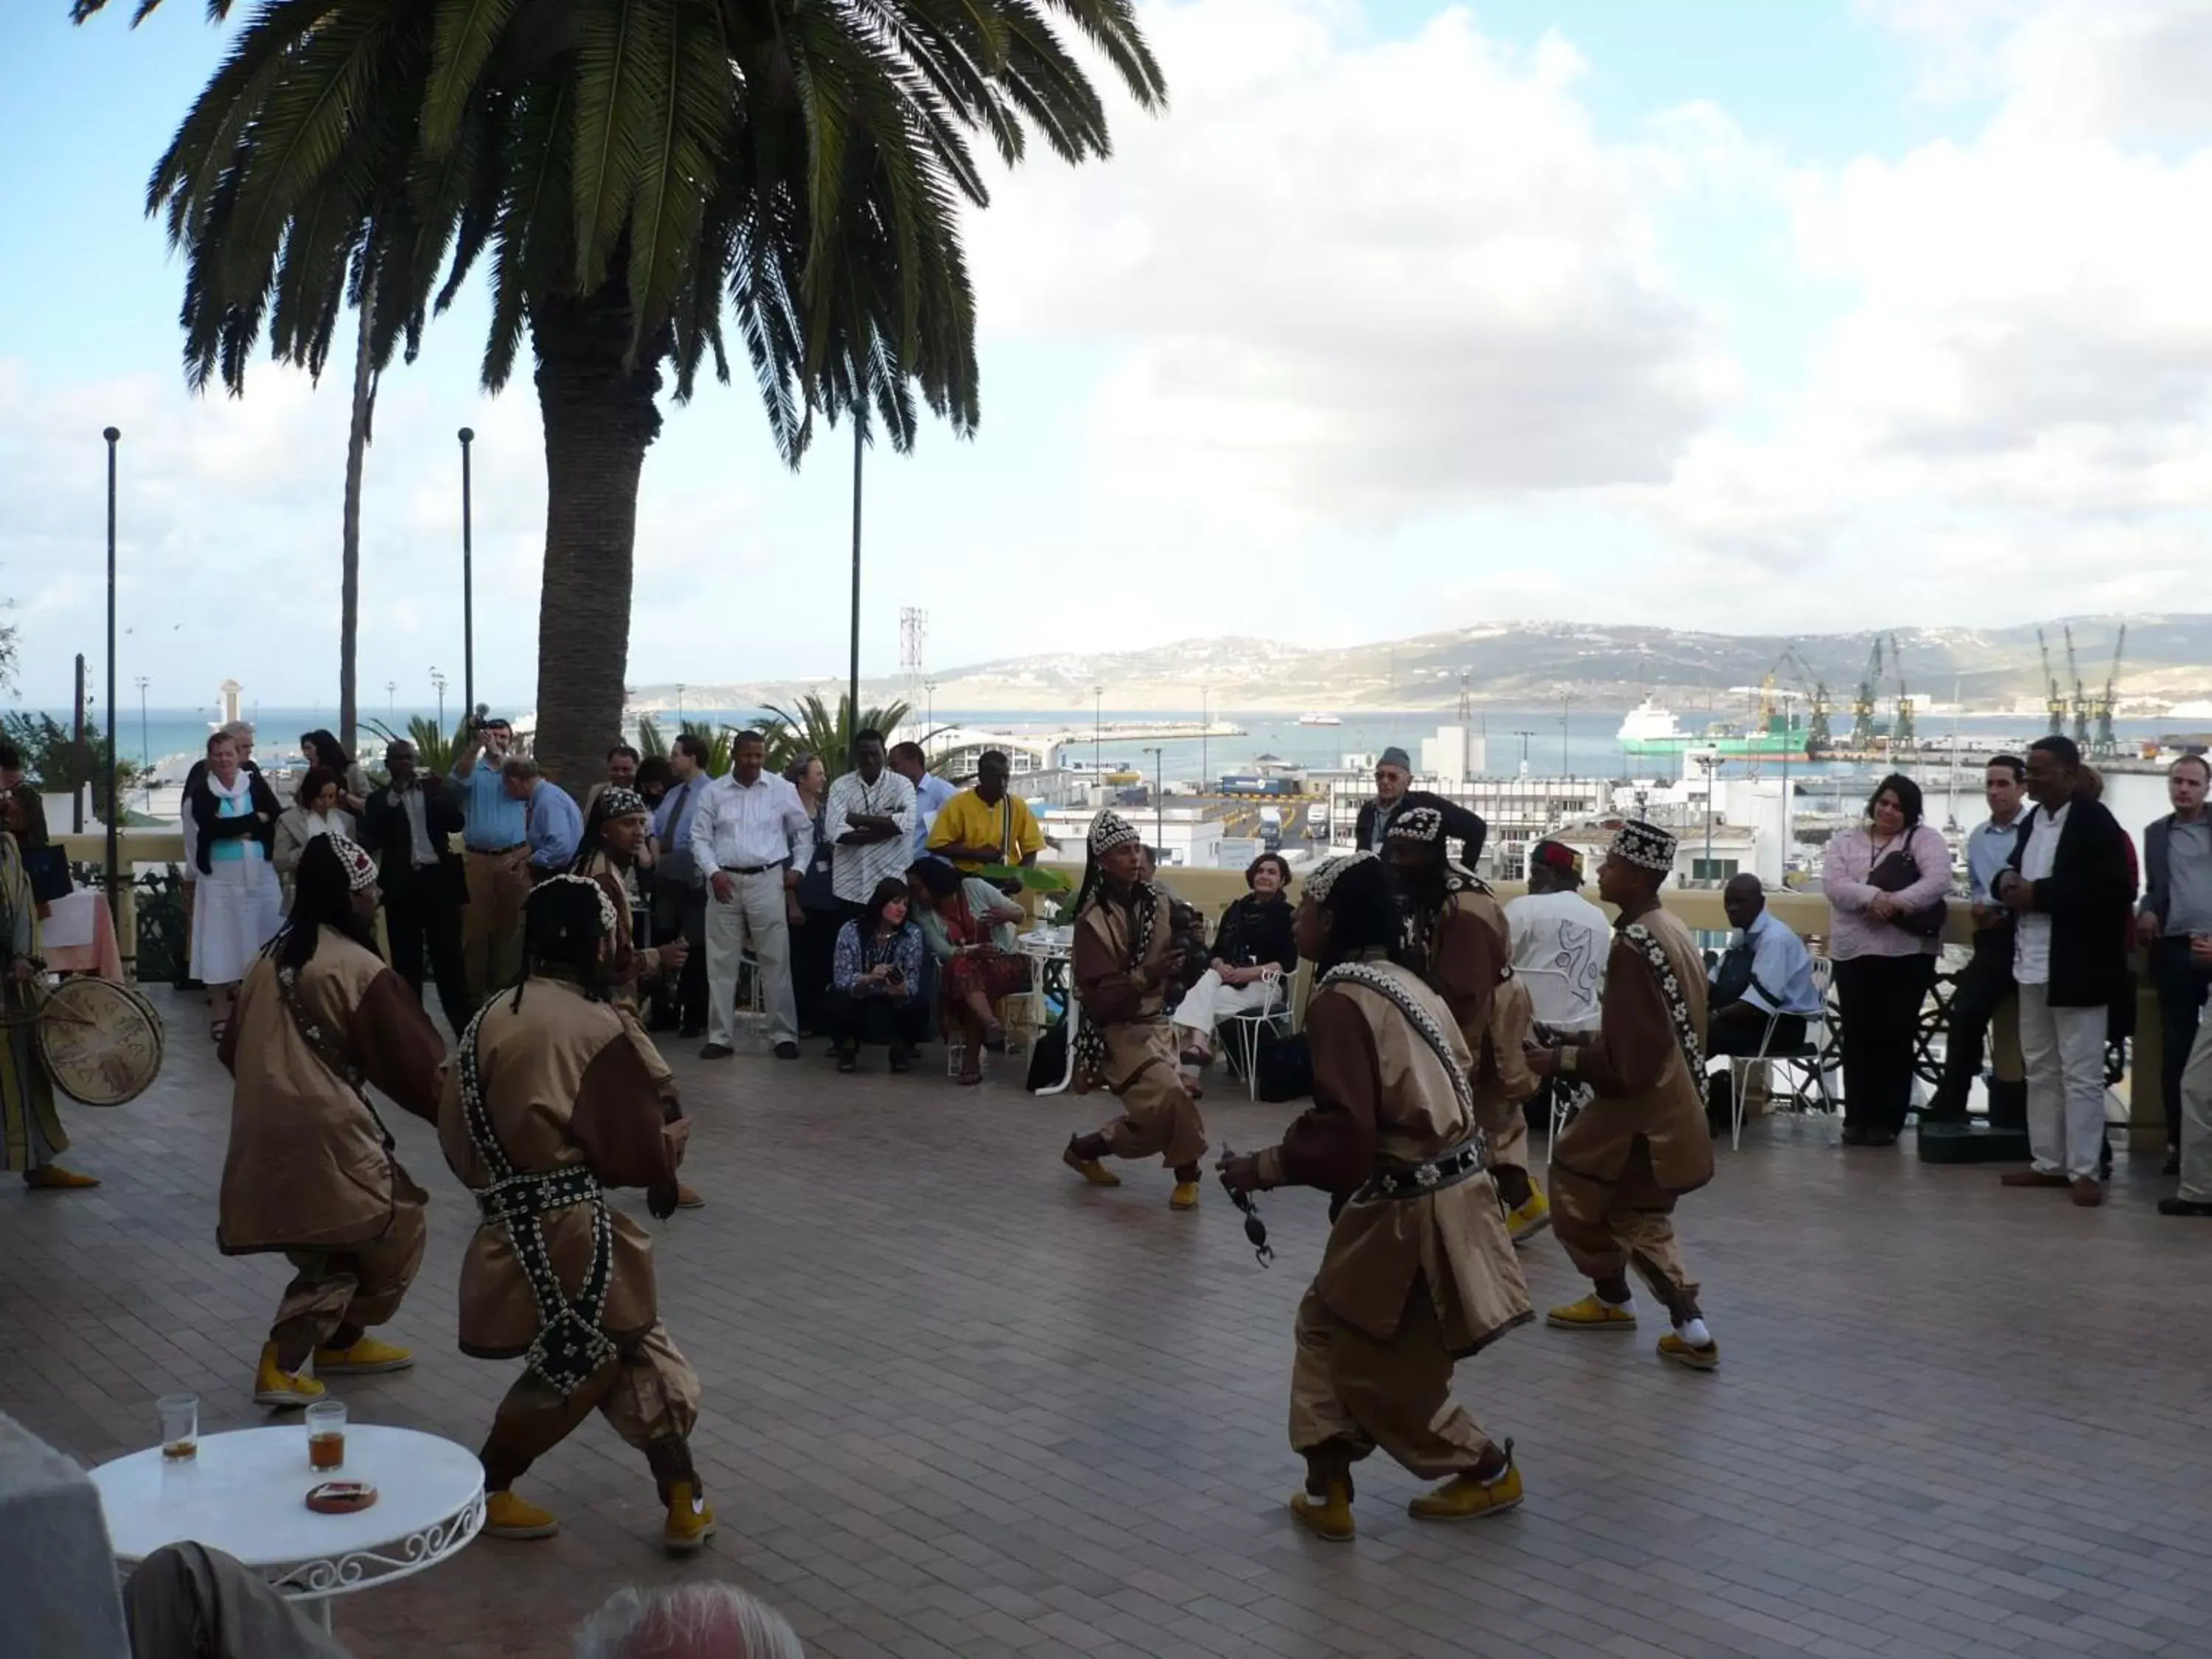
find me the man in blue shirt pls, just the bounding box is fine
[1927,755,2028,1125]
[452,717,531,1004]
[503,757,584,876]
[650,734,714,1037]
[1705,875,1823,1136]
[888,742,956,863]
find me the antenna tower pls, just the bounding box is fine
[899,607,927,691]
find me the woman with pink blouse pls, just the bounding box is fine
[1823,773,1953,1146]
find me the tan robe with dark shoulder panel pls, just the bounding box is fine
[1073,884,1208,1168]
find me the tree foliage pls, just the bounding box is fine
[760,694,911,777]
[0,712,150,816]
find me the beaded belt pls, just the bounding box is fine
[1354,1138,1484,1203]
[475,1164,602,1230]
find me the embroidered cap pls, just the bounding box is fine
[1610,818,1677,875]
[529,871,619,938]
[1303,852,1373,905]
[1088,809,1141,858]
[599,786,649,820]
[326,832,379,893]
[1531,839,1583,880]
[1385,805,1444,846]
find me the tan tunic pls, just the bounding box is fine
[1074,883,1207,1166]
[1421,887,1538,1144]
[218,931,445,1256]
[1554,902,1713,1195]
[1264,970,1531,1358]
[437,977,676,1359]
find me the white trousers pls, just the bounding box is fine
[705,869,796,1048]
[2179,1016,2212,1203]
[2016,983,2108,1181]
[1171,970,1280,1049]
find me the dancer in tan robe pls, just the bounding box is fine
[1222,853,1531,1543]
[1526,819,1720,1370]
[1385,804,1547,1242]
[574,786,700,1208]
[1061,810,1209,1209]
[440,874,713,1554]
[218,835,446,1408]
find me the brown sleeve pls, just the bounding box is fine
[1433,904,1500,1031]
[568,1034,674,1190]
[1569,934,1674,1097]
[1272,992,1379,1193]
[350,969,448,1123]
[596,870,643,984]
[1074,910,1143,1024]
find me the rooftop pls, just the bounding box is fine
[4,989,2208,1658]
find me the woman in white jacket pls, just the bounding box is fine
[273,766,356,906]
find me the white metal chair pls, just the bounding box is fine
[1220,970,1290,1102]
[1722,956,1837,1149]
[1033,993,1082,1096]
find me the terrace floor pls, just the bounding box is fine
[3,988,2208,1659]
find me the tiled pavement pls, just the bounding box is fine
[4,989,2211,1659]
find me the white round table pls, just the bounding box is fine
[89,1425,484,1628]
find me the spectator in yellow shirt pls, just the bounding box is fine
[927,751,1048,874]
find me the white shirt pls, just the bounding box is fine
[399,786,438,867]
[2012,800,2069,987]
[690,771,813,877]
[824,769,917,905]
[1505,888,1610,1031]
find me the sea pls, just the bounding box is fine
[67,703,2192,855]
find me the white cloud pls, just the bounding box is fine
[969,0,1740,523]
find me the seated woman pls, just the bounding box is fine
[274,765,355,906]
[826,877,929,1074]
[1174,852,1298,1074]
[909,858,1029,1083]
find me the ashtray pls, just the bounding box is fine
[305,1481,378,1514]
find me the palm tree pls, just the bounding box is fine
[74,0,1164,790]
[761,693,909,777]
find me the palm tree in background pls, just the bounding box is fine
[760,693,910,777]
[73,0,1165,788]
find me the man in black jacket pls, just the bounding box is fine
[1352,762,1486,866]
[2135,755,2212,1171]
[1992,736,2136,1207]
[358,740,473,1034]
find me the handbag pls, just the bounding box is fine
[24,846,72,905]
[1867,837,1948,939]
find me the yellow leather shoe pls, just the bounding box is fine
[1505,1184,1551,1245]
[313,1336,415,1375]
[22,1164,99,1190]
[1062,1139,1121,1188]
[1169,1180,1200,1211]
[1658,1332,1720,1371]
[1546,1295,1636,1331]
[1409,1444,1523,1523]
[484,1490,560,1540]
[251,1342,325,1409]
[1287,1478,1354,1543]
[663,1481,717,1554]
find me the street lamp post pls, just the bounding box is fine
[1199,684,1209,796]
[101,428,119,926]
[1559,693,1574,779]
[1144,746,1164,849]
[1697,754,1717,879]
[431,667,448,735]
[134,675,150,807]
[924,678,937,732]
[457,428,476,717]
[1093,685,1104,787]
[1513,728,1534,768]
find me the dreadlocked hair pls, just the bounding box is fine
[511,877,611,1009]
[276,836,376,974]
[1314,855,1407,974]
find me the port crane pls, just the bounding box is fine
[2037,628,2067,737]
[1771,645,1833,755]
[2064,625,2091,748]
[1849,636,1885,751]
[2091,624,2126,758]
[1891,633,1914,747]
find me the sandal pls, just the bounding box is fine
[981,1022,1008,1054]
[209,1018,229,1046]
[956,1066,983,1087]
[836,1053,858,1074]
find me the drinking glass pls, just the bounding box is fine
[305,1400,347,1472]
[158,1394,198,1462]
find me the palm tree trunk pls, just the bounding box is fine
[338,265,378,756]
[528,288,663,794]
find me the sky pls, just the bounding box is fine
[2,0,2210,711]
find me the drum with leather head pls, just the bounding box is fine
[33,977,166,1106]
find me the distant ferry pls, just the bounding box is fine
[1617,696,1809,759]
[1297,712,1342,727]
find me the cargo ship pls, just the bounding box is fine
[1617,696,1809,759]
